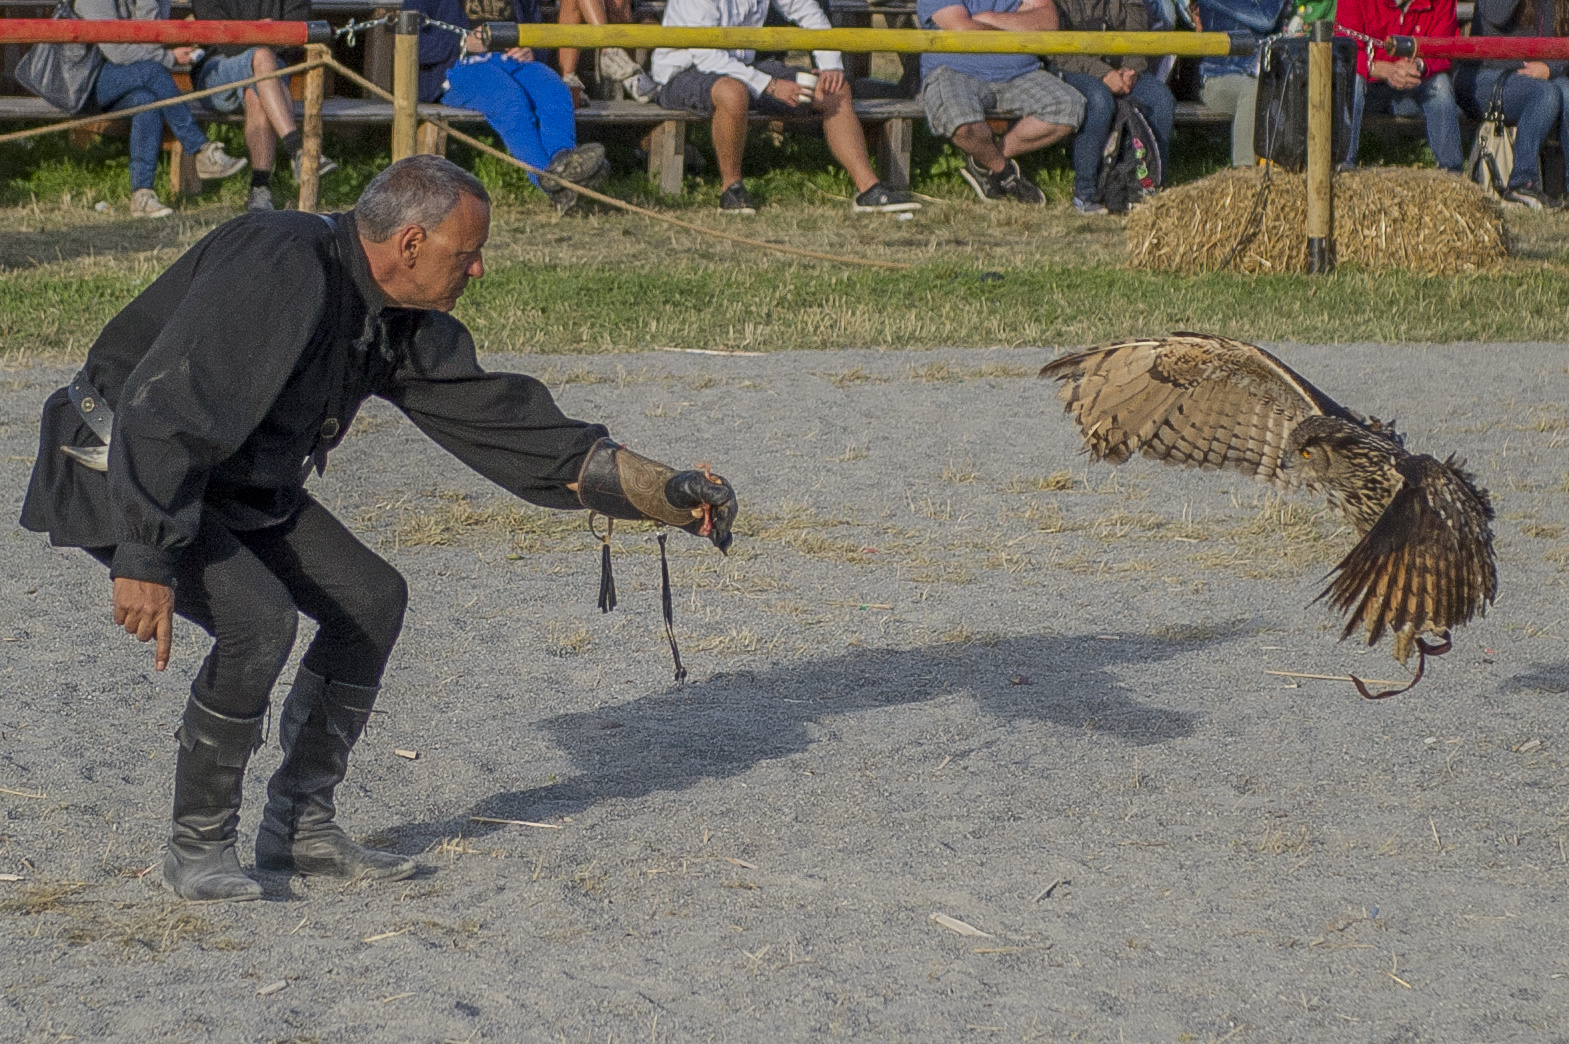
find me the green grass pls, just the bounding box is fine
[4,114,1567,358]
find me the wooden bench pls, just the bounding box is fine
[0,90,1443,195]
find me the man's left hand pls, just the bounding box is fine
[665,470,738,553]
[816,69,845,98]
[506,47,534,62]
[113,578,175,671]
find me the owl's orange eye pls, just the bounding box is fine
[1301,449,1312,458]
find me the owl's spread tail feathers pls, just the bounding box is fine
[1319,454,1496,667]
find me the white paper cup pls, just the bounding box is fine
[795,71,819,104]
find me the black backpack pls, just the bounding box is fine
[1096,97,1163,213]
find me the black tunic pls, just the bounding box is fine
[19,209,606,588]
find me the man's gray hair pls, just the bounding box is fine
[354,155,491,242]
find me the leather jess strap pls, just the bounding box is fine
[68,369,113,445]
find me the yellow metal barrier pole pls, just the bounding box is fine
[482,23,1247,58]
[392,9,421,162]
[1305,20,1333,273]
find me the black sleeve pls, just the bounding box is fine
[281,0,311,24]
[108,227,328,586]
[380,313,608,510]
[405,0,465,70]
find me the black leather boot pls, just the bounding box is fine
[164,698,266,902]
[255,667,415,881]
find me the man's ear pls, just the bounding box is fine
[396,224,427,268]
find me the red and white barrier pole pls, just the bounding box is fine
[0,18,332,45]
[1386,34,1569,61]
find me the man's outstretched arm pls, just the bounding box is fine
[381,315,736,548]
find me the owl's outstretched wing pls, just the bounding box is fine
[1040,334,1352,490]
[1321,454,1497,662]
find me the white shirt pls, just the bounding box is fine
[652,0,844,97]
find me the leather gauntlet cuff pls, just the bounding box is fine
[576,438,697,528]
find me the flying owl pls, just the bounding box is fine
[1040,334,1497,698]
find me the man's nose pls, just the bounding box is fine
[468,254,485,279]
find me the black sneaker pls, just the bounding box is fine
[540,142,607,191]
[1501,181,1562,210]
[851,181,921,213]
[719,182,756,215]
[995,159,1045,205]
[959,156,1007,202]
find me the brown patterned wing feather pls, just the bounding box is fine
[1040,334,1350,490]
[1321,455,1497,662]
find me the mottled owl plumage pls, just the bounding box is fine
[1040,334,1497,671]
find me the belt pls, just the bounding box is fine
[62,368,112,472]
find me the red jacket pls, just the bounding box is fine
[1336,0,1459,79]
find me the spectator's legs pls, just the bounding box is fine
[242,48,297,169]
[1489,70,1560,189]
[710,75,751,189]
[1060,71,1115,203]
[242,89,277,176]
[94,60,207,191]
[951,121,1008,172]
[1129,75,1175,168]
[1199,75,1259,166]
[506,59,578,162]
[444,59,550,185]
[1346,75,1371,167]
[999,116,1073,157]
[557,0,633,82]
[1416,72,1464,172]
[814,75,879,192]
[1554,76,1569,194]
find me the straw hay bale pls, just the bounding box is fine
[1127,167,1509,274]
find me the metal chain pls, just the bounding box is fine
[421,16,473,39]
[335,13,394,46]
[333,12,469,48]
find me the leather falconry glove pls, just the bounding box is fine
[576,438,737,552]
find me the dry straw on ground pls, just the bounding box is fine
[1127,167,1509,274]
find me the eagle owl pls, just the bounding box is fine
[1041,334,1497,695]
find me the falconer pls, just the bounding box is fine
[19,156,738,903]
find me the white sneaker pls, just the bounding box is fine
[193,141,247,180]
[247,185,275,211]
[130,188,173,218]
[598,48,657,103]
[291,151,339,182]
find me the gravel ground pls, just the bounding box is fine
[2,343,1567,1044]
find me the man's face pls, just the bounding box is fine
[402,192,489,311]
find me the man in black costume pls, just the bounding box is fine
[19,155,737,903]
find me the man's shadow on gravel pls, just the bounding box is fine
[401,626,1238,845]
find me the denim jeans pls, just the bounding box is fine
[1471,67,1567,190]
[94,60,208,191]
[1347,72,1464,172]
[441,55,575,187]
[1060,70,1175,202]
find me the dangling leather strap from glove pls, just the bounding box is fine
[575,438,738,683]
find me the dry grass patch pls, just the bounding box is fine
[381,491,603,552]
[826,366,886,387]
[2,880,231,957]
[908,361,1037,383]
[1004,471,1078,493]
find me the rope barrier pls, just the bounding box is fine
[0,57,327,147]
[324,57,912,271]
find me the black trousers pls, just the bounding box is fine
[91,498,408,716]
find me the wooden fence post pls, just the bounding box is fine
[297,44,328,213]
[1306,19,1333,273]
[392,9,420,162]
